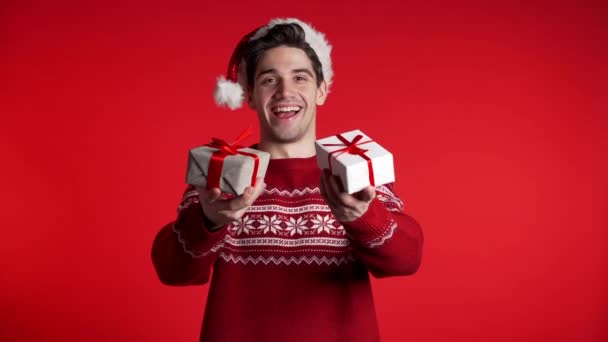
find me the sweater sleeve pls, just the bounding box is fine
[151,185,229,286]
[341,183,424,278]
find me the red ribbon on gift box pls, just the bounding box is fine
[205,126,259,190]
[322,134,376,187]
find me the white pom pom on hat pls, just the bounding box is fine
[213,18,333,110]
[214,75,245,110]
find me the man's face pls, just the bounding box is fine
[248,46,327,144]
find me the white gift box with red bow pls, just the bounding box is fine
[185,128,270,196]
[315,129,395,194]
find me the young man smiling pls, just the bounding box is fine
[252,46,324,154]
[152,18,423,342]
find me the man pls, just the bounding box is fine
[152,18,423,342]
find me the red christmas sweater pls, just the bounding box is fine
[152,156,423,342]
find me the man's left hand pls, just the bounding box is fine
[319,169,376,222]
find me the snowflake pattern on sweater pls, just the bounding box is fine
[174,184,404,266]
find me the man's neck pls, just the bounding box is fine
[258,138,316,159]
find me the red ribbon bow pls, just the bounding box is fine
[322,134,376,187]
[205,126,259,190]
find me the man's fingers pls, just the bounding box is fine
[196,186,222,203]
[252,177,267,197]
[214,179,266,212]
[242,177,267,204]
[205,188,222,203]
[326,170,357,209]
[226,187,254,211]
[319,173,330,204]
[320,170,341,208]
[365,186,376,202]
[196,178,267,226]
[354,186,376,203]
[238,179,266,207]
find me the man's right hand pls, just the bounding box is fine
[195,177,266,230]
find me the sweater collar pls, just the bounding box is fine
[267,155,318,171]
[249,143,318,171]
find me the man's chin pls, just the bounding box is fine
[273,135,301,144]
[270,130,303,143]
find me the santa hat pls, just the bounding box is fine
[213,18,333,110]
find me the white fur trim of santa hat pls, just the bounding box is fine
[213,18,333,110]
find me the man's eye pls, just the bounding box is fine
[262,78,275,84]
[295,75,307,81]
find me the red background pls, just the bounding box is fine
[1,0,607,341]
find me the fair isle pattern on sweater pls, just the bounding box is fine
[173,185,403,265]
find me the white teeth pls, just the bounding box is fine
[273,106,301,113]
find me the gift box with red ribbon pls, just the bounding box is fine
[315,129,395,194]
[186,127,270,196]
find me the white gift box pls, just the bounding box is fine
[186,144,269,196]
[315,129,395,194]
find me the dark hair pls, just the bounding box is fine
[242,23,324,90]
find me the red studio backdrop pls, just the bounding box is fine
[1,0,607,341]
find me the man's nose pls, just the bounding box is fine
[274,79,295,98]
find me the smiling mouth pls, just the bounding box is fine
[271,105,303,119]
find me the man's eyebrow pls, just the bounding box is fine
[255,68,276,79]
[292,69,314,78]
[255,68,315,80]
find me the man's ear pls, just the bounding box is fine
[316,80,328,106]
